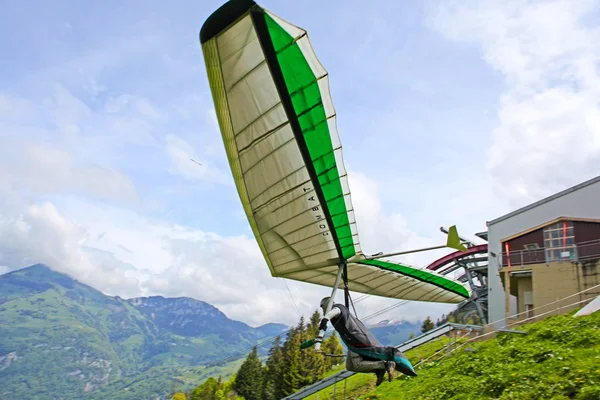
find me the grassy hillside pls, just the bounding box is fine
[303,334,458,400]
[307,309,600,400]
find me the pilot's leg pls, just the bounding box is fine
[345,349,386,373]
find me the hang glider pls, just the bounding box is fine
[199,0,470,305]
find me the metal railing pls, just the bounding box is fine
[281,283,600,399]
[417,283,600,367]
[500,239,600,268]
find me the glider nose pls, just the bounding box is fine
[396,358,418,377]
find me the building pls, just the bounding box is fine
[499,217,600,319]
[486,175,600,327]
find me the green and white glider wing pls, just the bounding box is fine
[200,0,470,304]
[282,258,470,303]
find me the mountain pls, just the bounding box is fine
[368,319,422,346]
[126,296,281,342]
[0,264,288,400]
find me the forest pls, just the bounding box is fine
[172,309,344,400]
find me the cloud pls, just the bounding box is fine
[165,134,230,184]
[70,169,463,326]
[426,0,600,208]
[344,170,461,323]
[0,164,460,327]
[1,0,510,331]
[0,93,31,119]
[0,201,143,297]
[0,135,138,209]
[104,94,164,121]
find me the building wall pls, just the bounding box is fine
[501,220,600,267]
[516,276,532,314]
[574,221,600,261]
[575,221,600,243]
[532,262,581,315]
[581,259,600,293]
[487,176,600,327]
[502,229,545,267]
[500,261,599,319]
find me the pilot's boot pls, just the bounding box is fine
[375,370,385,386]
[385,361,396,382]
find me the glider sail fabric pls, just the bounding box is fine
[283,259,470,303]
[200,0,360,276]
[200,0,470,304]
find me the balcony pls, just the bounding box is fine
[499,239,600,269]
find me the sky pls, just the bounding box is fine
[1,0,599,328]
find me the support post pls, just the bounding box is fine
[315,263,345,351]
[505,242,511,324]
[342,262,349,308]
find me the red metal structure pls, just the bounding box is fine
[426,244,488,273]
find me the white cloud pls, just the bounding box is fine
[0,93,31,119]
[0,202,143,297]
[0,163,460,327]
[427,0,600,208]
[165,134,230,184]
[0,0,500,332]
[0,135,138,208]
[104,94,164,121]
[68,168,463,326]
[48,84,91,139]
[0,86,465,328]
[344,170,460,323]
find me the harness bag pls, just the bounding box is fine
[329,304,418,376]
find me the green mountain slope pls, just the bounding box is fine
[0,264,287,400]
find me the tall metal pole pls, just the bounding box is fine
[505,242,511,324]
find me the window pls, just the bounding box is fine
[543,221,577,262]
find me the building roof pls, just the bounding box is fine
[475,231,488,241]
[487,175,600,226]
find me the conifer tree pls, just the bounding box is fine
[296,316,314,387]
[302,310,326,382]
[321,331,344,370]
[280,327,302,396]
[421,316,435,333]
[234,346,262,400]
[190,376,220,400]
[307,309,322,338]
[262,336,283,400]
